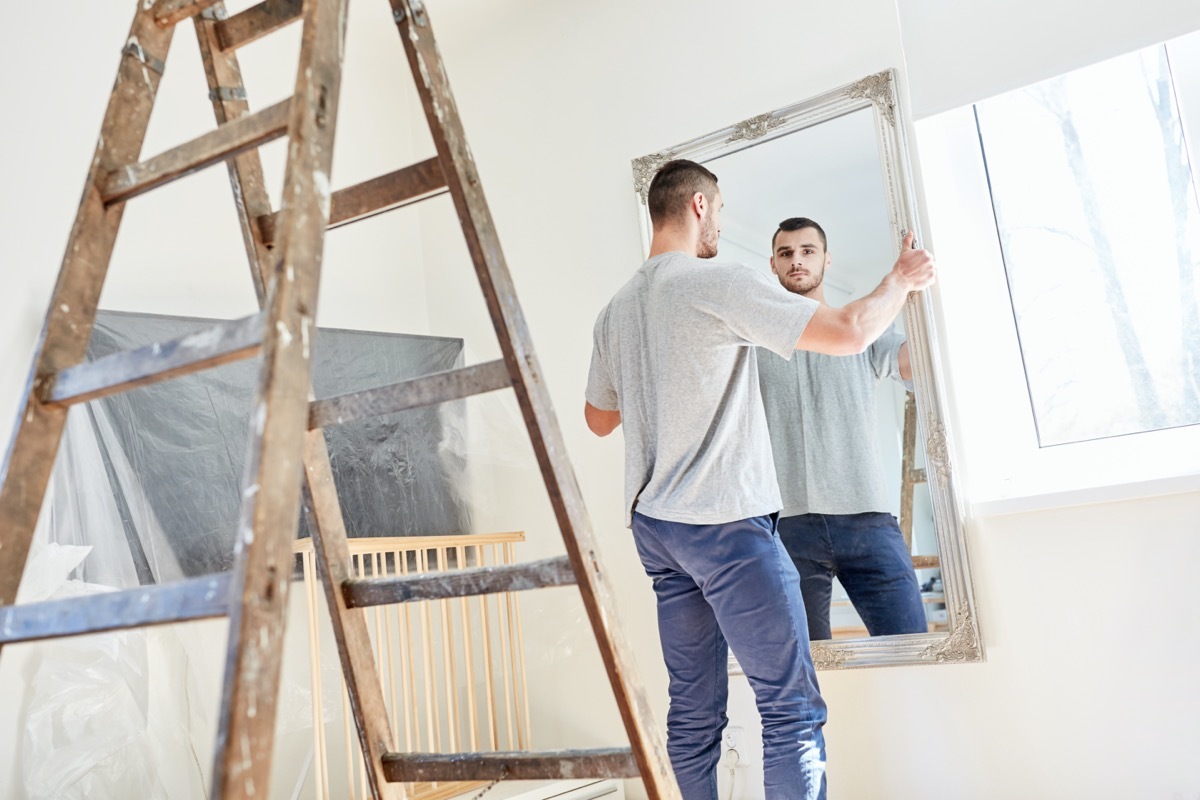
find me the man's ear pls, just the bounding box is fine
[769,256,778,275]
[691,191,707,220]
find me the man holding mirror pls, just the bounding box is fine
[758,217,931,641]
[584,162,934,800]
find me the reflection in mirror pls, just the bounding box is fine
[707,107,942,642]
[633,70,982,668]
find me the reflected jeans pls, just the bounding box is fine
[779,512,927,641]
[631,511,827,800]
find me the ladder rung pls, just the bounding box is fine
[380,748,640,783]
[308,359,511,429]
[257,158,446,245]
[44,312,265,406]
[215,0,303,51]
[911,467,927,484]
[0,574,230,645]
[154,0,221,26]
[912,555,940,569]
[101,100,291,205]
[344,556,576,608]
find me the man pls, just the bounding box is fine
[758,217,930,641]
[584,162,934,800]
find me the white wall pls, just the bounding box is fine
[721,491,1200,800]
[830,492,1200,799]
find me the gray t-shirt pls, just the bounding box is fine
[586,252,818,528]
[757,330,910,517]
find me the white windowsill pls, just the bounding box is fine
[970,473,1200,518]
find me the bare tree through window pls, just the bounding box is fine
[975,44,1200,446]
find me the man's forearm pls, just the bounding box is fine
[797,235,934,356]
[841,274,912,351]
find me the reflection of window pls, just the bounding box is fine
[975,45,1200,446]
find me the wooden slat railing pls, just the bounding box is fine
[296,533,532,800]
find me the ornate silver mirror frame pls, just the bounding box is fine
[630,69,983,670]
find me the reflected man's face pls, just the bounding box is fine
[770,227,830,295]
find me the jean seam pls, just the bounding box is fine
[771,538,810,678]
[709,615,725,800]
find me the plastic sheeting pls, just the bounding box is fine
[16,541,213,800]
[65,310,471,583]
[15,311,483,799]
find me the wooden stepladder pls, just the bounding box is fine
[899,393,938,570]
[0,1,681,799]
[898,393,924,549]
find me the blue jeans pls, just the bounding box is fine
[778,512,927,641]
[631,512,827,800]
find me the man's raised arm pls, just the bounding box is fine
[796,232,935,356]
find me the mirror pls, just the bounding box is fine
[631,70,982,669]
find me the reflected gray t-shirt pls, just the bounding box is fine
[757,330,910,517]
[586,252,818,527]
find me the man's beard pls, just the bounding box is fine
[697,216,719,259]
[782,269,823,295]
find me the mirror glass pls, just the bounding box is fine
[633,70,982,668]
[700,107,945,642]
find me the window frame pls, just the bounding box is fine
[913,37,1200,516]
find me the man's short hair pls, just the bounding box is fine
[647,159,719,227]
[772,217,828,253]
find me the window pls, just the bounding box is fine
[974,45,1200,447]
[914,30,1200,510]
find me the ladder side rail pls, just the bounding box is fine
[194,4,277,302]
[209,0,350,795]
[899,391,918,550]
[196,2,399,797]
[303,433,405,800]
[387,2,679,797]
[0,7,173,614]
